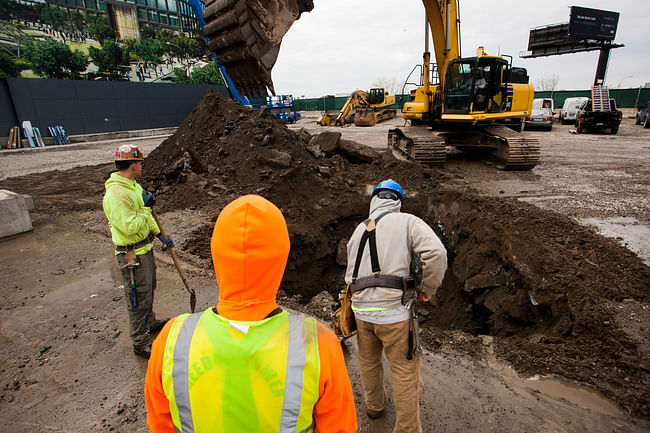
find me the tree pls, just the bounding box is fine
[171,64,224,85]
[41,7,68,32]
[0,52,28,77]
[88,15,115,44]
[23,38,88,79]
[188,62,224,85]
[69,11,86,34]
[88,40,130,80]
[535,75,560,91]
[140,25,158,40]
[136,38,164,66]
[173,67,190,83]
[123,38,139,58]
[372,77,401,95]
[191,34,210,59]
[0,0,10,21]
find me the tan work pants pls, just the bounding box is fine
[356,318,423,433]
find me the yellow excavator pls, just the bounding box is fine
[201,0,540,170]
[317,88,397,127]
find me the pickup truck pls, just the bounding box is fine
[575,98,622,134]
[635,101,650,128]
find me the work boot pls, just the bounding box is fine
[133,345,152,359]
[150,318,170,333]
[366,408,384,419]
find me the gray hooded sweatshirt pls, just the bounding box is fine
[345,195,448,325]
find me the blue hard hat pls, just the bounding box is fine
[372,179,404,203]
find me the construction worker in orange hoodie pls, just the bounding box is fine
[144,194,358,432]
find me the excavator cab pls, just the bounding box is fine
[443,56,509,115]
[368,88,386,105]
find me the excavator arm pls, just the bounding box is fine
[422,0,459,89]
[335,90,370,125]
[201,1,458,98]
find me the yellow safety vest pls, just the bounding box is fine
[161,309,321,433]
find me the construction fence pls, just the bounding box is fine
[293,87,650,112]
[1,78,230,141]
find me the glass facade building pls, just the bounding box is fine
[42,0,202,38]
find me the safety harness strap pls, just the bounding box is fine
[350,211,413,295]
[351,212,390,282]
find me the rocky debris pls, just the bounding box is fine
[309,131,341,155]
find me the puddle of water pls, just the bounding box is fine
[525,375,623,417]
[581,217,650,266]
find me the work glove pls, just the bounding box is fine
[157,233,174,248]
[142,190,155,208]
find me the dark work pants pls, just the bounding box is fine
[117,249,157,350]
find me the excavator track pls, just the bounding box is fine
[387,127,446,168]
[202,0,314,98]
[480,125,541,170]
[387,125,540,170]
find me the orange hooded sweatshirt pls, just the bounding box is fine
[145,195,358,433]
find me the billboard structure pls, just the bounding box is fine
[522,6,623,86]
[569,6,619,41]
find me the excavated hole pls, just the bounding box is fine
[285,192,557,339]
[185,190,559,340]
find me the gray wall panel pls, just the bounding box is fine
[115,99,147,116]
[83,117,117,133]
[2,78,231,137]
[0,80,18,134]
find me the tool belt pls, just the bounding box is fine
[331,285,356,339]
[115,233,154,253]
[350,274,415,294]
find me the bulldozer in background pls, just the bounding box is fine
[201,0,540,170]
[317,88,397,127]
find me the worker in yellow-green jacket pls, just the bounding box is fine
[103,144,173,359]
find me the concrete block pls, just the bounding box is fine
[22,194,35,211]
[0,189,33,238]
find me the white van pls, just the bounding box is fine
[560,97,589,124]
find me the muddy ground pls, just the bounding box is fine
[0,90,649,432]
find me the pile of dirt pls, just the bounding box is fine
[1,90,648,417]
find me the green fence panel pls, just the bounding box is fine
[294,94,411,111]
[534,88,650,109]
[294,88,650,112]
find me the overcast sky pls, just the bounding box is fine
[271,0,650,98]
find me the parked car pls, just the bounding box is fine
[575,98,622,134]
[560,97,589,124]
[635,101,650,128]
[525,98,554,131]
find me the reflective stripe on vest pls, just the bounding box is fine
[162,309,320,433]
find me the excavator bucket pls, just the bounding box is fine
[353,109,377,127]
[353,109,397,127]
[202,0,314,98]
[317,113,335,126]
